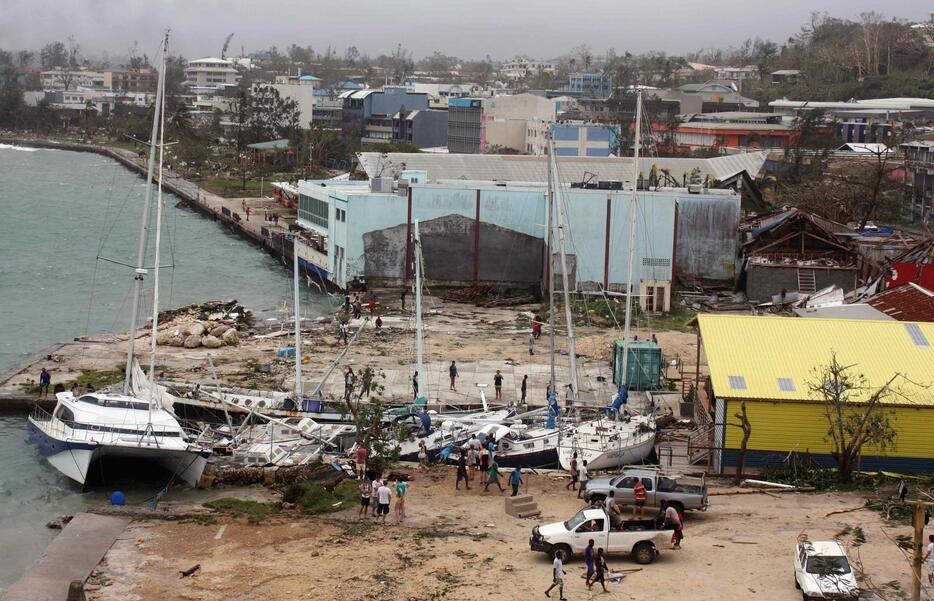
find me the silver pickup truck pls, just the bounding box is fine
[582,467,709,513]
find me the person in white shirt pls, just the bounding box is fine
[663,502,683,549]
[544,549,566,600]
[370,477,382,517]
[605,490,622,529]
[925,534,934,585]
[375,482,392,523]
[577,460,589,499]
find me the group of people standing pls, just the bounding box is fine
[37,367,95,398]
[455,434,524,497]
[354,445,408,524]
[343,366,374,401]
[446,362,528,405]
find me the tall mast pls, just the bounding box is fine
[547,136,556,399]
[621,90,643,388]
[124,32,167,395]
[293,232,303,401]
[413,221,425,400]
[549,136,579,402]
[146,37,169,412]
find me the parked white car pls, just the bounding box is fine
[794,539,859,600]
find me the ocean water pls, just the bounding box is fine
[0,144,331,590]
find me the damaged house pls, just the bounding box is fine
[740,208,862,303]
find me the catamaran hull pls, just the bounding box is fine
[493,447,559,469]
[28,417,210,487]
[557,434,656,472]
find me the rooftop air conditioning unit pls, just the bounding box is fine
[371,177,392,193]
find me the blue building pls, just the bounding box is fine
[341,86,430,144]
[392,109,449,149]
[547,123,621,157]
[568,72,614,98]
[296,173,740,308]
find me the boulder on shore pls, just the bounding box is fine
[183,335,202,349]
[201,335,222,349]
[168,334,186,347]
[209,325,230,337]
[156,332,173,345]
[222,328,240,346]
[186,322,206,337]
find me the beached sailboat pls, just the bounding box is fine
[28,34,211,487]
[379,222,524,462]
[554,90,657,472]
[472,144,576,470]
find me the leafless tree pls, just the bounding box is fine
[807,353,900,483]
[729,401,752,484]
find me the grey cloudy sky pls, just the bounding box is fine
[1,0,930,61]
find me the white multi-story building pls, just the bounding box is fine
[481,93,558,152]
[501,58,557,80]
[40,68,106,90]
[184,57,241,94]
[259,74,320,129]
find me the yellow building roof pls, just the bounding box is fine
[697,314,934,406]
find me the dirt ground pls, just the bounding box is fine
[2,292,704,410]
[90,467,921,601]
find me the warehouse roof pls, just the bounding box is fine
[357,152,768,184]
[697,314,934,405]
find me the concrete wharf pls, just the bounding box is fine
[0,513,130,601]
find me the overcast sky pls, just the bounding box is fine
[2,0,931,62]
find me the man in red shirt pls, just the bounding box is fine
[632,480,647,518]
[355,445,368,479]
[368,298,376,315]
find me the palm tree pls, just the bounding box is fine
[169,102,193,139]
[83,99,97,134]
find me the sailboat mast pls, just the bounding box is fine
[621,90,643,387]
[146,39,169,411]
[549,136,579,401]
[413,221,425,399]
[124,32,168,395]
[546,136,556,397]
[293,233,303,401]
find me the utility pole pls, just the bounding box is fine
[910,501,932,601]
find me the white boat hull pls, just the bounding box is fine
[28,416,209,487]
[558,433,656,472]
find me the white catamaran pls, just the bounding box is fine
[28,33,211,487]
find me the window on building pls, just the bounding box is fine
[299,193,328,229]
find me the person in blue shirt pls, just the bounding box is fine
[509,466,523,497]
[449,361,458,391]
[583,539,596,584]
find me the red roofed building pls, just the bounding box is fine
[867,282,934,322]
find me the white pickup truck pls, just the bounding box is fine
[530,507,674,565]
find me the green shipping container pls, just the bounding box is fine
[613,340,662,390]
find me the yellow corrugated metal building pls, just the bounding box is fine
[697,314,934,474]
